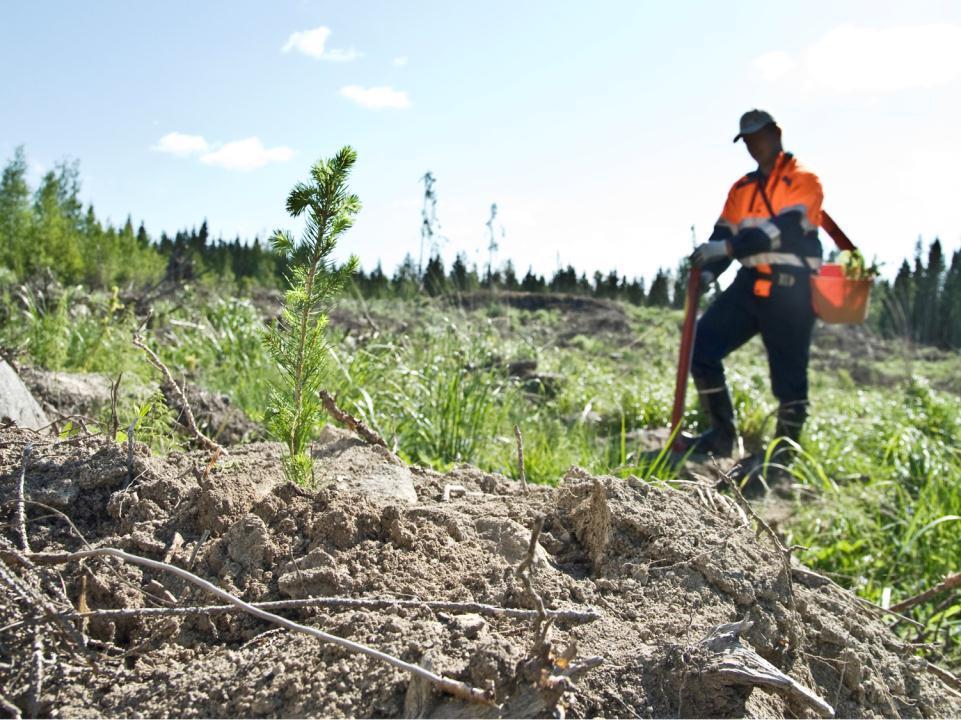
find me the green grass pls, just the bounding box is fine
[787,378,961,663]
[2,280,958,667]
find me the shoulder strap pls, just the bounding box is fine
[756,154,787,219]
[757,180,777,219]
[756,156,857,252]
[820,211,857,251]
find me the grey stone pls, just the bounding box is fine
[0,360,49,430]
[313,425,418,504]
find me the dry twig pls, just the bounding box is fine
[0,691,21,719]
[513,424,528,493]
[109,372,123,439]
[131,334,225,456]
[21,547,495,706]
[318,390,390,450]
[15,595,601,628]
[0,541,90,657]
[163,532,184,565]
[28,635,44,717]
[925,661,961,697]
[517,515,550,645]
[15,500,93,550]
[15,444,32,553]
[791,566,925,630]
[890,572,961,614]
[125,420,136,487]
[34,413,99,436]
[187,529,210,571]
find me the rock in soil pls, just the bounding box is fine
[0,360,49,430]
[0,425,958,718]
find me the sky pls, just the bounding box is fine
[2,0,961,282]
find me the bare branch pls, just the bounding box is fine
[187,529,209,571]
[125,420,136,487]
[0,691,21,719]
[0,540,90,656]
[925,661,961,697]
[28,635,44,718]
[513,424,528,493]
[13,595,601,628]
[15,444,32,553]
[131,334,226,456]
[318,390,390,451]
[791,567,925,630]
[19,547,495,706]
[109,372,123,439]
[517,515,550,645]
[890,572,961,614]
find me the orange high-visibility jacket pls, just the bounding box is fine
[707,151,824,274]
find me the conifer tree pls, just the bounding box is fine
[263,147,361,486]
[940,250,961,348]
[424,254,447,296]
[0,147,32,277]
[647,269,671,307]
[520,268,546,293]
[449,253,468,291]
[502,260,519,290]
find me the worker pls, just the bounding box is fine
[685,109,823,490]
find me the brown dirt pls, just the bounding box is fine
[1,425,958,718]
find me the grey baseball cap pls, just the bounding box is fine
[733,109,776,142]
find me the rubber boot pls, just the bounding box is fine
[731,403,806,498]
[683,376,737,458]
[767,403,807,496]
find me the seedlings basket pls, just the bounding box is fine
[811,263,872,324]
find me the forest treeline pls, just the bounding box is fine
[2,147,959,349]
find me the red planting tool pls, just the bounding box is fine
[669,269,701,452]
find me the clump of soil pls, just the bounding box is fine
[0,425,958,718]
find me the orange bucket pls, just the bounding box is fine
[810,264,872,324]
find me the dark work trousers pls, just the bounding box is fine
[691,267,816,406]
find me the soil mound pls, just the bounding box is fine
[1,425,958,718]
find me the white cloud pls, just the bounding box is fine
[200,137,294,171]
[282,26,361,61]
[753,51,796,82]
[754,23,961,94]
[153,132,209,157]
[282,26,331,58]
[324,47,363,62]
[339,85,411,109]
[392,56,408,67]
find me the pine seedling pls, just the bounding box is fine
[264,147,360,485]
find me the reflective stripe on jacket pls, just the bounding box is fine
[707,151,824,275]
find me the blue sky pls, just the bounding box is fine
[2,0,961,280]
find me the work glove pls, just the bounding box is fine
[691,240,730,268]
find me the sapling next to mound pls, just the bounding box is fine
[263,146,360,486]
